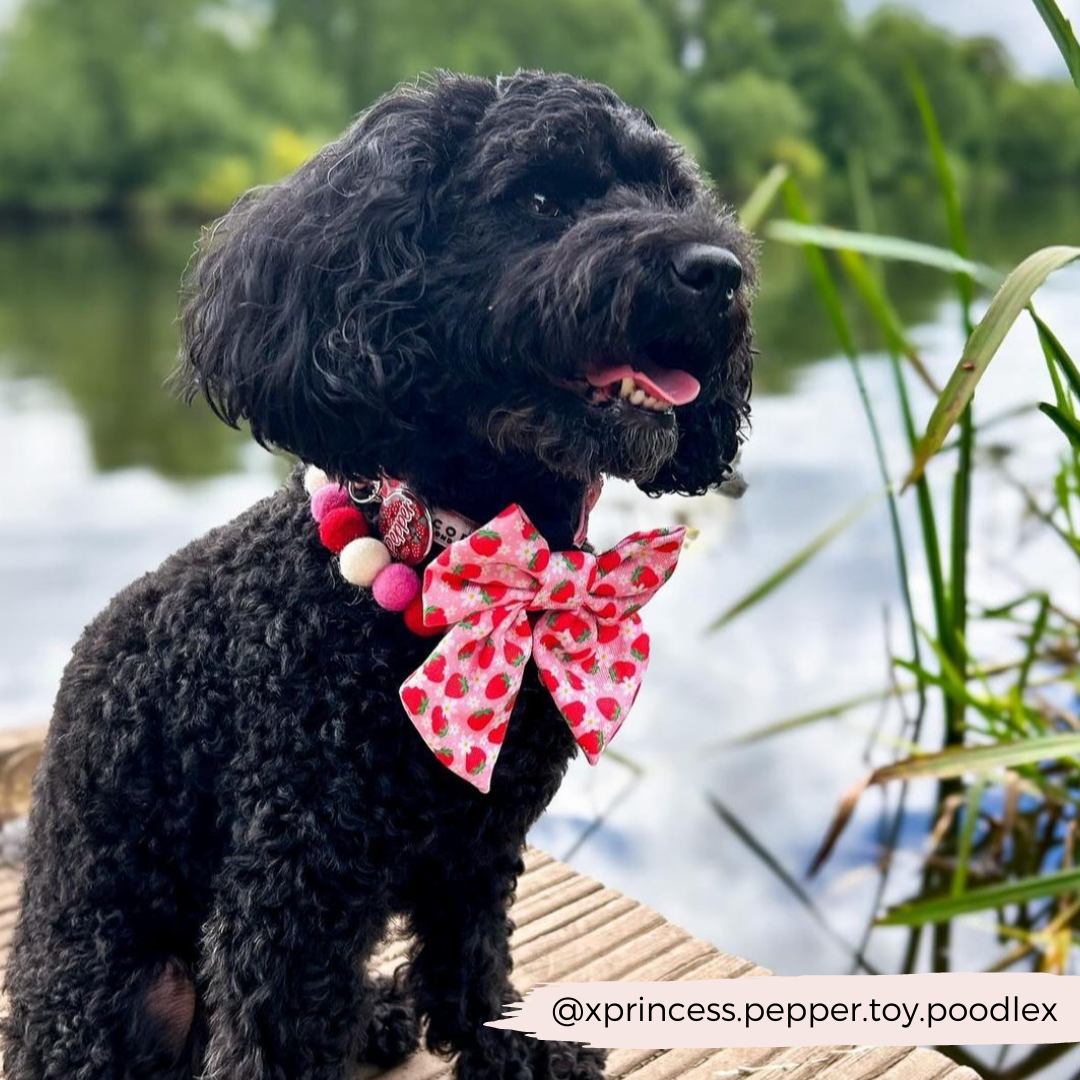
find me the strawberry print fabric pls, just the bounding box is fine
[398,504,685,793]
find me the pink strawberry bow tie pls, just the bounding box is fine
[399,504,685,793]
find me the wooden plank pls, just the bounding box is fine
[514,861,579,903]
[679,1046,785,1080]
[517,903,663,982]
[510,873,605,929]
[511,886,624,948]
[592,937,715,984]
[636,1046,754,1080]
[569,921,694,982]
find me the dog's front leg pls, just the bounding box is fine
[199,842,387,1080]
[409,851,607,1080]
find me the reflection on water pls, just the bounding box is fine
[1,188,1079,1079]
[0,227,246,478]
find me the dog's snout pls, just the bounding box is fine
[669,244,743,307]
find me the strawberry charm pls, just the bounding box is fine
[398,503,685,793]
[378,483,434,565]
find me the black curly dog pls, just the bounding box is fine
[3,71,754,1080]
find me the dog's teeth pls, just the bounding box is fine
[630,389,646,405]
[619,377,635,399]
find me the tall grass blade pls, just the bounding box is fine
[706,497,871,632]
[950,779,984,897]
[838,249,950,645]
[1039,402,1080,448]
[878,866,1080,926]
[1031,0,1080,93]
[866,733,1080,782]
[764,221,999,286]
[847,150,879,277]
[908,66,974,323]
[909,75,977,867]
[739,163,790,232]
[783,179,927,746]
[838,249,940,393]
[722,685,901,747]
[1033,308,1080,402]
[809,733,1080,875]
[906,246,1080,485]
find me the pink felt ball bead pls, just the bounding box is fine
[311,483,351,522]
[372,563,421,612]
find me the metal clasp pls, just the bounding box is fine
[347,478,382,506]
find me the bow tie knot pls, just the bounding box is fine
[400,505,685,793]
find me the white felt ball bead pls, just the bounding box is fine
[339,537,391,587]
[304,465,331,495]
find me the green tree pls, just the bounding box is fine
[860,9,994,168]
[270,0,686,131]
[0,0,342,213]
[698,0,784,81]
[0,0,1075,214]
[689,71,814,195]
[996,79,1080,182]
[793,56,902,178]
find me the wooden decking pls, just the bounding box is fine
[0,728,979,1080]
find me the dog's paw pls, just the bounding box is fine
[454,1028,533,1080]
[540,1041,608,1080]
[455,1032,606,1080]
[359,973,420,1068]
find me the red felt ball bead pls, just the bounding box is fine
[403,595,443,637]
[318,506,369,553]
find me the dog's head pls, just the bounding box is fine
[180,71,755,499]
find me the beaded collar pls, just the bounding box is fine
[303,466,603,637]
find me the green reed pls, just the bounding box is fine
[707,5,1080,1075]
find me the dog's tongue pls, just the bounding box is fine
[586,359,701,406]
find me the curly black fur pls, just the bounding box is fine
[3,71,754,1079]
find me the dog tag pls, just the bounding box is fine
[431,508,476,550]
[378,484,433,565]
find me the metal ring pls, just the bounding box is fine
[347,479,381,505]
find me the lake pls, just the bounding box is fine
[1,187,1078,1078]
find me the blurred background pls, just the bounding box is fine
[1,2,1078,1078]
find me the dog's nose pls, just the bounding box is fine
[670,244,743,307]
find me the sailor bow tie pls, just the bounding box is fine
[399,504,685,792]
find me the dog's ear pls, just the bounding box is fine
[178,75,494,478]
[637,303,754,497]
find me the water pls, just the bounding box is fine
[1,190,1078,1077]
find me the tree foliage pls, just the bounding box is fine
[0,0,1076,215]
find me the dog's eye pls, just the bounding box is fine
[527,191,561,218]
